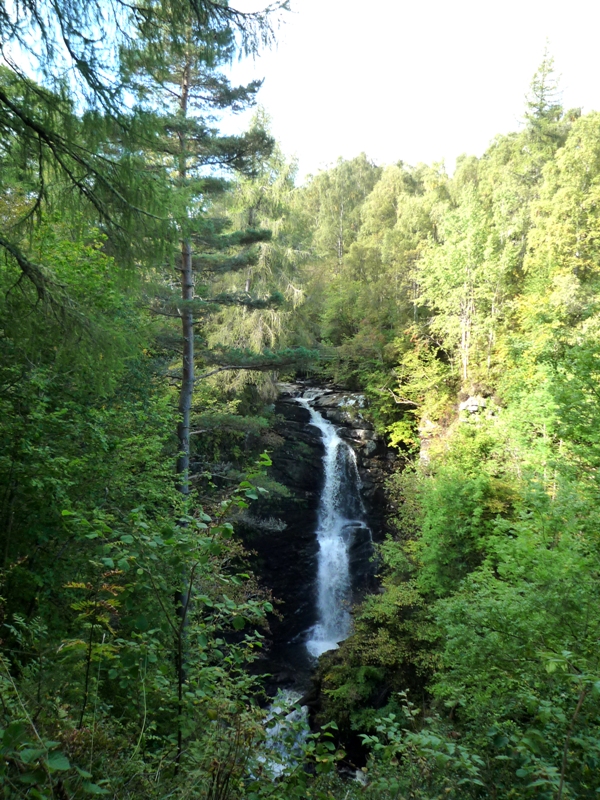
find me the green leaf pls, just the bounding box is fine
[3,722,27,748]
[75,767,93,779]
[20,748,46,764]
[19,770,46,784]
[46,753,70,771]
[198,596,213,607]
[135,615,149,631]
[82,782,110,794]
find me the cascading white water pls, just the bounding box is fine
[298,396,370,658]
[257,690,309,779]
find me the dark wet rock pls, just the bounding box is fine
[239,398,324,690]
[276,397,314,423]
[312,392,366,410]
[339,428,377,442]
[298,683,320,710]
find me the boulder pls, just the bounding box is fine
[459,395,487,414]
[338,428,377,443]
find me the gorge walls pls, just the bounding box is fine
[240,383,393,691]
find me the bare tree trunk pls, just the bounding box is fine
[177,238,194,493]
[460,279,475,385]
[175,55,192,768]
[337,200,344,267]
[176,58,192,495]
[557,686,588,800]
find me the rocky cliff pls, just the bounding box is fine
[240,383,393,691]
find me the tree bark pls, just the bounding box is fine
[177,237,194,494]
[176,56,193,495]
[175,54,192,768]
[557,686,588,800]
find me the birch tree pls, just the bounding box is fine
[419,186,502,385]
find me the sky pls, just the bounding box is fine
[224,0,600,182]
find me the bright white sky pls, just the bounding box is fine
[225,0,600,183]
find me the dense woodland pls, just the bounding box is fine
[1,1,600,797]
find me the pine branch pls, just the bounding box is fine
[0,85,167,226]
[0,233,50,303]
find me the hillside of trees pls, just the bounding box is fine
[1,1,600,797]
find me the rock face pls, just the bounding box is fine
[459,395,487,414]
[242,382,391,692]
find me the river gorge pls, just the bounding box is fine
[238,383,393,694]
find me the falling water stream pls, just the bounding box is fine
[297,396,371,658]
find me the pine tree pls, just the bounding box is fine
[0,0,287,293]
[522,49,578,180]
[122,19,284,491]
[525,49,563,136]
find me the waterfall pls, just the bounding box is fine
[297,396,371,658]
